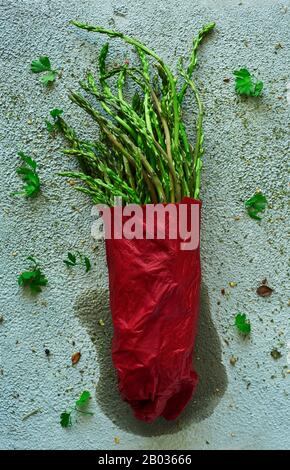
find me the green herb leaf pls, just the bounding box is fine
[45,120,55,133]
[245,192,268,221]
[84,257,91,273]
[18,258,48,294]
[67,252,76,263]
[31,56,58,86]
[18,271,37,281]
[24,183,40,198]
[235,313,251,335]
[18,151,37,170]
[60,391,93,428]
[50,108,63,119]
[31,56,51,73]
[63,252,91,272]
[252,81,263,97]
[75,390,91,407]
[40,70,57,86]
[63,252,77,267]
[234,68,263,97]
[63,260,75,267]
[60,411,72,428]
[45,109,63,134]
[13,153,41,198]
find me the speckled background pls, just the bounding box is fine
[0,0,289,450]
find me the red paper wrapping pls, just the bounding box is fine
[104,198,201,422]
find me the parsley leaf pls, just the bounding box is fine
[50,108,63,119]
[18,152,37,170]
[31,56,51,73]
[235,313,251,335]
[40,70,57,86]
[12,152,41,198]
[31,56,58,86]
[63,252,77,267]
[84,257,91,273]
[245,192,268,221]
[234,68,263,97]
[18,257,48,294]
[60,411,72,428]
[45,108,63,133]
[45,120,55,133]
[63,252,91,272]
[75,390,91,407]
[60,391,93,428]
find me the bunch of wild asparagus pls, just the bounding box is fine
[58,21,215,205]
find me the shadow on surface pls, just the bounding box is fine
[74,283,227,436]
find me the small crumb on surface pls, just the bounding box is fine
[229,282,237,287]
[271,349,282,360]
[230,355,238,366]
[71,351,81,365]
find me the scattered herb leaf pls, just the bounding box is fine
[12,152,41,198]
[84,256,91,273]
[60,411,72,428]
[60,390,93,428]
[50,108,63,119]
[257,285,273,297]
[18,257,48,294]
[63,252,77,267]
[40,70,57,86]
[31,56,51,73]
[234,68,264,97]
[63,252,91,272]
[235,313,251,335]
[31,56,58,86]
[245,192,268,221]
[45,109,63,134]
[75,390,91,407]
[45,120,54,132]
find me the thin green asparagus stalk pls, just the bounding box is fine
[59,171,139,203]
[179,71,204,199]
[178,22,215,103]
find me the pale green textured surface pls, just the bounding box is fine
[0,0,289,450]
